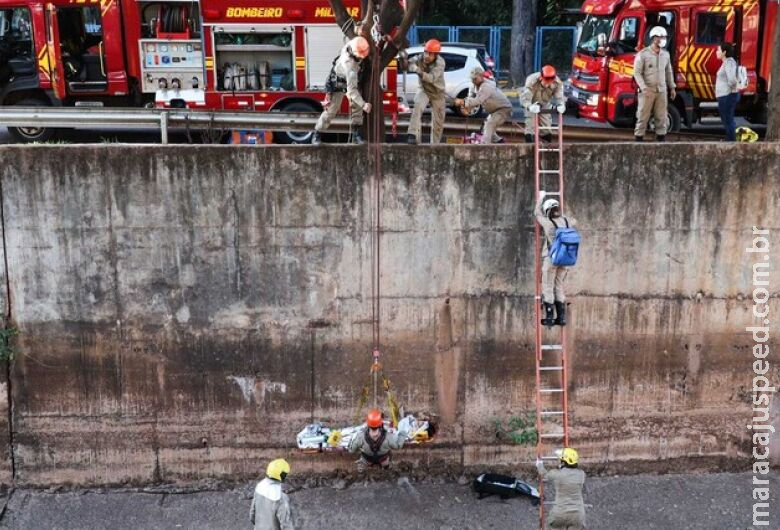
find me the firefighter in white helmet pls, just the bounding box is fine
[535,191,576,327]
[633,26,676,141]
[521,64,566,143]
[313,36,372,145]
[536,448,586,530]
[406,39,447,144]
[454,66,513,144]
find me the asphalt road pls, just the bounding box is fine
[0,472,776,529]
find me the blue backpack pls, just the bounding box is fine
[549,217,580,267]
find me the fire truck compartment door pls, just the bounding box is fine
[44,3,66,99]
[685,7,735,100]
[304,25,346,89]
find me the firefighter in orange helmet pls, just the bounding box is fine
[347,409,408,472]
[406,39,447,144]
[521,64,566,143]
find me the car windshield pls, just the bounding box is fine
[577,15,615,55]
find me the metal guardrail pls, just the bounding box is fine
[0,106,721,144]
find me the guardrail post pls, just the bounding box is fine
[160,112,169,144]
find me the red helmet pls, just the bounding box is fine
[366,409,383,428]
[541,65,557,80]
[424,39,442,54]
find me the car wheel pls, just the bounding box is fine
[8,98,57,143]
[454,90,483,118]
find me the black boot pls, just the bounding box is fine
[352,131,366,145]
[525,134,534,144]
[656,134,666,142]
[634,135,644,142]
[541,302,555,327]
[312,131,322,145]
[554,301,566,326]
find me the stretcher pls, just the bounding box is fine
[296,415,436,452]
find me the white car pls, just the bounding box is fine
[398,45,496,117]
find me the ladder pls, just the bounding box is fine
[532,110,570,529]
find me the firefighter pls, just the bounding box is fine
[535,191,576,327]
[312,36,372,145]
[633,26,676,141]
[521,65,566,143]
[347,409,407,472]
[536,448,586,530]
[406,39,447,144]
[454,67,513,144]
[249,458,295,530]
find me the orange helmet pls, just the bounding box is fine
[366,409,383,428]
[424,39,442,53]
[350,36,370,59]
[541,65,557,80]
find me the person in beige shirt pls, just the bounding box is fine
[536,448,586,530]
[521,65,566,142]
[406,39,447,144]
[455,67,513,144]
[633,26,676,141]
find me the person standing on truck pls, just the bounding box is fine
[454,67,513,144]
[715,42,740,142]
[535,191,577,327]
[536,448,586,530]
[347,409,407,472]
[406,39,447,144]
[521,65,566,143]
[250,458,295,530]
[633,26,676,142]
[312,36,372,146]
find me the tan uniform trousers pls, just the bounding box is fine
[315,92,364,132]
[408,90,446,143]
[525,105,553,136]
[634,90,668,137]
[482,107,512,144]
[547,507,586,530]
[542,256,568,303]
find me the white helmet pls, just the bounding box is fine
[542,198,560,215]
[649,26,668,38]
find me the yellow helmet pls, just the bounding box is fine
[266,458,290,481]
[560,447,579,466]
[736,126,758,143]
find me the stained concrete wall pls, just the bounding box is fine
[0,144,777,486]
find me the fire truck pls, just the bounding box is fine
[566,0,777,131]
[0,0,399,142]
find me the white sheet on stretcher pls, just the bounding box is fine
[296,415,430,450]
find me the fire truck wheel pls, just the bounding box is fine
[8,99,57,143]
[650,103,681,134]
[274,101,319,144]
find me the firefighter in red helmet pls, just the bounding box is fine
[520,64,566,143]
[348,409,408,472]
[406,38,447,144]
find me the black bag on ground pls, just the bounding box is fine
[472,473,540,504]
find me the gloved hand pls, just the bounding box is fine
[362,102,372,113]
[539,191,547,199]
[557,103,566,114]
[408,62,417,73]
[528,103,541,114]
[536,458,543,466]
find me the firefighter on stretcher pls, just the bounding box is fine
[346,409,408,472]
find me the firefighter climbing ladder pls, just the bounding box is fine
[532,110,570,529]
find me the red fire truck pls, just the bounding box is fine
[566,0,777,131]
[0,0,399,142]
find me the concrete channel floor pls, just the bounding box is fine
[0,472,776,529]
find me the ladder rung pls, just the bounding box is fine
[540,411,564,415]
[541,345,562,350]
[538,126,560,130]
[539,366,564,371]
[540,456,559,460]
[540,433,565,438]
[538,148,559,152]
[540,388,564,393]
[541,192,560,196]
[538,170,560,174]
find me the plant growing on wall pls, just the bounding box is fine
[494,412,537,445]
[0,327,19,362]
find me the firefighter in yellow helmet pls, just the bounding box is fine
[536,447,586,529]
[250,458,295,530]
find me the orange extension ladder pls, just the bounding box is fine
[532,110,570,529]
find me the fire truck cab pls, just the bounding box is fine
[566,0,777,131]
[0,0,397,142]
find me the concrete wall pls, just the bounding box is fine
[0,144,777,486]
